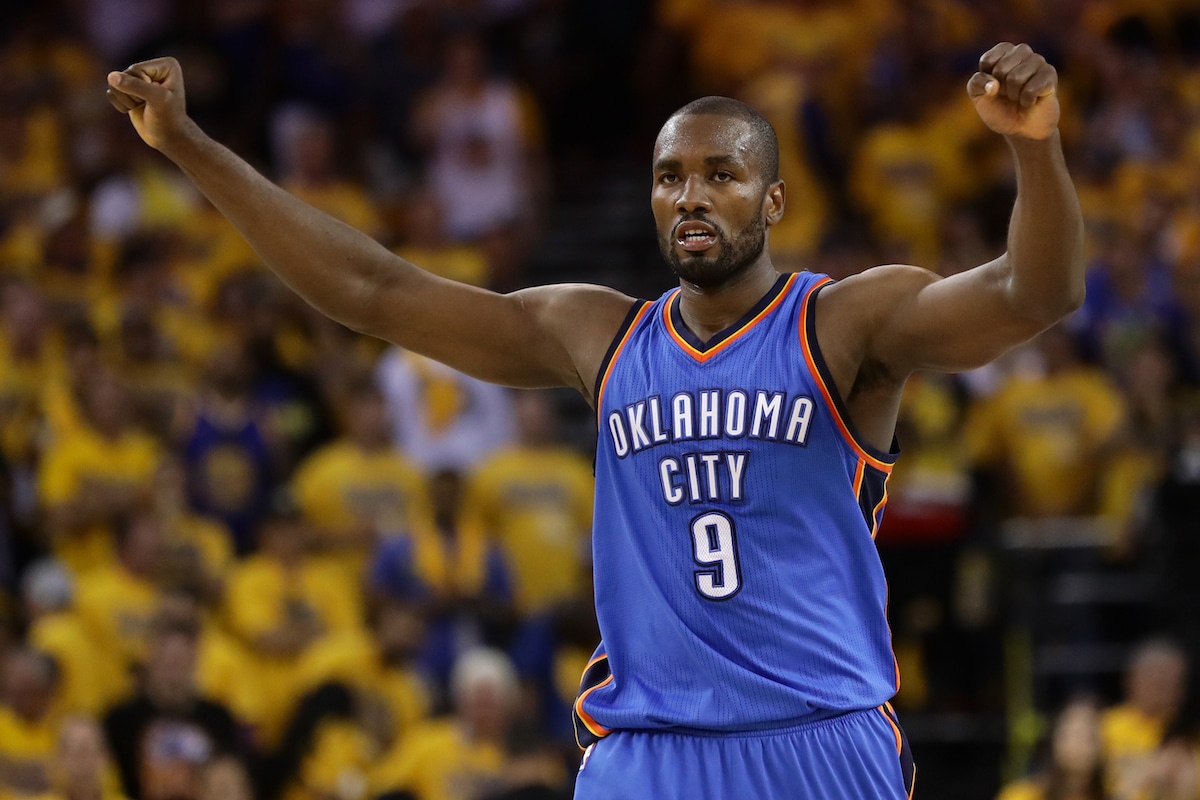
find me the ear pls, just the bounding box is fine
[763,180,785,227]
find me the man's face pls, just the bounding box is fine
[652,114,776,289]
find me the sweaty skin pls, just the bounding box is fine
[105,42,1082,449]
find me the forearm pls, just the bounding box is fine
[160,121,408,335]
[1002,130,1086,322]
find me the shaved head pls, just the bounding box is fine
[667,97,780,185]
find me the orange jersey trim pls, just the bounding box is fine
[871,489,889,540]
[574,675,614,739]
[664,273,799,364]
[797,279,895,472]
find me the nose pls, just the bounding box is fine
[676,175,711,215]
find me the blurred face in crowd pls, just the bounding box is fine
[374,601,426,666]
[1128,647,1187,721]
[346,390,392,451]
[82,370,129,438]
[121,513,168,579]
[55,716,109,791]
[259,514,309,565]
[1051,699,1103,777]
[514,390,555,446]
[2,650,57,723]
[458,673,514,742]
[1,282,47,352]
[145,630,199,710]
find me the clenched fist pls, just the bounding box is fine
[106,57,192,153]
[968,43,1059,141]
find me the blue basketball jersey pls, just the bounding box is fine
[575,271,900,744]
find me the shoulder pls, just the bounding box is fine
[516,283,643,403]
[817,264,940,323]
[517,283,640,326]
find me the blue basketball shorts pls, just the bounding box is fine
[573,705,915,800]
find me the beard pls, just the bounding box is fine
[660,211,768,290]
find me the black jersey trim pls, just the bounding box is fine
[667,272,793,354]
[802,281,900,465]
[592,299,651,407]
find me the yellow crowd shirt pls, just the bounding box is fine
[27,612,108,715]
[292,441,437,581]
[967,369,1124,518]
[295,629,431,741]
[463,446,594,615]
[368,720,504,800]
[37,426,161,575]
[75,565,161,702]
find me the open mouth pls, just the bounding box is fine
[675,220,719,253]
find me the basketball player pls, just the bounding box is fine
[107,42,1081,798]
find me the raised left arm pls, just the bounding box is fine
[836,43,1085,376]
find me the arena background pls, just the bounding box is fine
[2,1,1199,798]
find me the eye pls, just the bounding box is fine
[658,173,678,184]
[713,170,734,182]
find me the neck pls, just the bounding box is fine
[675,259,779,342]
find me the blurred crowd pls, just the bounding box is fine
[2,0,1200,798]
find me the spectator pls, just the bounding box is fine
[292,382,437,585]
[20,559,104,716]
[0,648,63,797]
[43,715,126,800]
[222,504,361,745]
[968,327,1126,520]
[996,696,1108,800]
[38,369,161,576]
[411,31,543,245]
[180,343,274,554]
[370,648,518,800]
[102,618,243,800]
[74,509,168,706]
[1102,639,1189,799]
[270,105,384,240]
[375,348,514,474]
[461,391,592,620]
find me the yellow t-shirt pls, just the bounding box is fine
[162,512,236,590]
[967,369,1124,517]
[368,719,505,800]
[195,624,263,732]
[1102,704,1165,799]
[75,566,161,702]
[283,720,376,800]
[463,446,594,615]
[995,779,1045,800]
[292,441,436,580]
[223,555,364,743]
[0,332,67,464]
[0,708,58,794]
[37,426,161,575]
[295,629,431,741]
[27,613,108,715]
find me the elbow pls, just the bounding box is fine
[1021,285,1084,329]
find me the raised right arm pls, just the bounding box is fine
[105,58,634,401]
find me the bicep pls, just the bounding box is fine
[867,258,1051,374]
[360,270,634,398]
